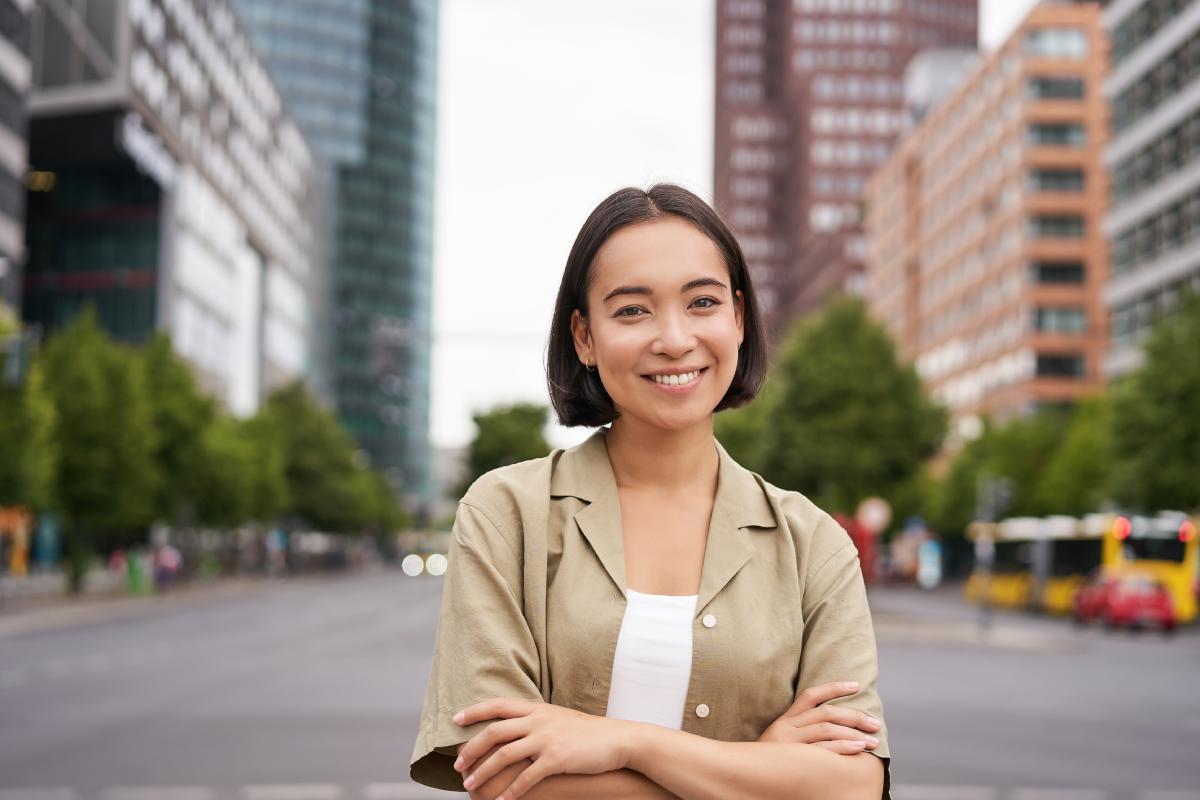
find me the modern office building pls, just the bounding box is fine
[1103,0,1200,375]
[230,0,438,513]
[0,0,31,312]
[864,3,1109,441]
[713,0,977,341]
[21,0,320,417]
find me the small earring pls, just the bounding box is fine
[585,360,596,373]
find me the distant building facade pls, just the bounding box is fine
[1103,0,1200,375]
[0,0,30,312]
[864,3,1109,441]
[712,0,977,342]
[21,0,320,417]
[230,0,438,513]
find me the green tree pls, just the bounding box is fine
[40,309,157,590]
[1110,295,1200,511]
[756,297,947,513]
[141,333,215,524]
[238,413,290,523]
[926,431,990,539]
[1036,395,1114,515]
[458,402,551,495]
[0,357,59,510]
[714,380,775,474]
[263,381,373,532]
[193,416,256,528]
[981,407,1072,518]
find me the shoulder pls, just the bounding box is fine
[750,471,858,577]
[456,449,562,539]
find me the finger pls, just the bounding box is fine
[785,681,860,716]
[457,719,531,774]
[500,755,563,800]
[791,704,881,733]
[463,738,541,794]
[792,722,880,747]
[813,739,869,755]
[455,697,536,727]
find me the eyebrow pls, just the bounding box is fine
[602,277,728,303]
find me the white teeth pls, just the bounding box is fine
[652,370,700,385]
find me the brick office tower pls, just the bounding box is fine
[712,0,977,343]
[864,3,1108,444]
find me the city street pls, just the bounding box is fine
[0,570,1197,800]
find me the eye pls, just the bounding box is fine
[691,296,721,309]
[615,306,646,318]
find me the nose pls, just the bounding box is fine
[651,307,698,358]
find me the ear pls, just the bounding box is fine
[569,308,593,365]
[734,289,745,346]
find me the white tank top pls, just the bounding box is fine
[605,588,698,730]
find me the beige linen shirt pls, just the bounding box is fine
[410,427,892,797]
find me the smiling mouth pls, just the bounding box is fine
[642,368,707,387]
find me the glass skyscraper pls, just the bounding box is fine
[231,0,438,515]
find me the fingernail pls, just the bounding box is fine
[453,711,465,724]
[453,756,463,771]
[867,717,881,728]
[866,735,879,746]
[853,740,866,748]
[463,774,476,789]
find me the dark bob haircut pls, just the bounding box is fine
[546,183,768,428]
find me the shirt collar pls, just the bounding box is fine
[550,427,777,615]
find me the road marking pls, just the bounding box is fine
[0,790,78,800]
[1010,791,1108,800]
[364,785,458,799]
[242,786,344,800]
[894,785,998,799]
[102,788,215,800]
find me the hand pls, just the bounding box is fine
[453,697,636,799]
[757,680,882,755]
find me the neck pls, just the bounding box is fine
[604,415,719,493]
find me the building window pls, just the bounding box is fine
[1033,306,1087,333]
[1029,261,1085,284]
[1113,28,1200,133]
[1036,353,1085,378]
[1026,76,1085,100]
[1026,122,1085,146]
[1028,215,1085,239]
[1025,28,1087,59]
[1027,168,1084,192]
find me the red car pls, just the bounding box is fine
[1073,571,1119,625]
[1074,573,1177,633]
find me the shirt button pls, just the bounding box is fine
[695,703,710,718]
[702,614,717,628]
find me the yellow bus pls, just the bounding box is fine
[965,512,1198,622]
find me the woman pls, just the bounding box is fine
[410,184,891,800]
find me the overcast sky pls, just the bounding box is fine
[430,0,1041,451]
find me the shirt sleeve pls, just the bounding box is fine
[797,513,892,800]
[409,501,545,791]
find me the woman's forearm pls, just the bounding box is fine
[624,723,883,800]
[470,758,681,800]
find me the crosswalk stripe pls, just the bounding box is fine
[242,786,343,800]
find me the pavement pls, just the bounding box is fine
[0,571,1195,800]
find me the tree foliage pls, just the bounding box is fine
[718,297,946,514]
[459,402,551,495]
[1110,295,1200,511]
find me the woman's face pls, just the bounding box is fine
[570,216,744,432]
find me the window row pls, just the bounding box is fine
[1112,107,1200,203]
[793,19,898,44]
[1033,306,1087,334]
[1035,352,1086,378]
[1027,121,1086,146]
[1111,0,1194,66]
[794,0,899,12]
[1026,76,1085,100]
[1029,261,1086,284]
[1024,27,1088,59]
[1110,271,1200,345]
[812,74,903,101]
[1027,167,1085,192]
[1113,30,1200,134]
[1112,186,1200,275]
[793,48,893,72]
[811,139,890,167]
[811,106,907,135]
[1027,214,1085,239]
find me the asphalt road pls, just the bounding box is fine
[0,570,1197,800]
